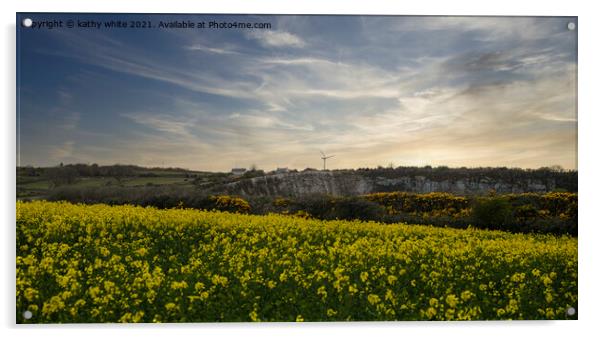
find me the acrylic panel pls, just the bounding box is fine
[16,13,578,323]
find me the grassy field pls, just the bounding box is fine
[16,164,221,199]
[16,201,577,323]
[17,176,194,198]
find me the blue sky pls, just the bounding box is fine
[17,14,577,171]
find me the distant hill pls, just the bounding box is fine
[213,167,577,197]
[18,164,577,198]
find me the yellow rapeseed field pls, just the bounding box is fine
[16,201,577,322]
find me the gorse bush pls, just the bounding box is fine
[209,195,251,213]
[329,197,388,221]
[45,187,577,235]
[364,192,470,214]
[17,201,577,323]
[47,186,250,213]
[284,195,387,221]
[471,197,513,230]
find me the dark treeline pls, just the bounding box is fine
[17,163,194,178]
[354,165,577,192]
[18,163,577,179]
[18,163,578,193]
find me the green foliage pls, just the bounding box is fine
[45,187,577,236]
[364,192,469,213]
[471,197,513,230]
[46,166,80,187]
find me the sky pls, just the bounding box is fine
[17,14,577,171]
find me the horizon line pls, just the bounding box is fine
[16,162,578,173]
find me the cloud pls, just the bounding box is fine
[184,44,241,55]
[384,16,567,42]
[122,112,192,138]
[228,111,314,131]
[254,56,405,102]
[38,31,258,100]
[50,141,75,161]
[21,16,577,170]
[334,63,577,169]
[57,89,72,105]
[247,30,306,48]
[60,111,80,130]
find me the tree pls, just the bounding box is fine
[472,197,512,230]
[47,166,79,187]
[108,165,134,185]
[548,165,565,173]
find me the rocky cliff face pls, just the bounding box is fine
[217,170,559,197]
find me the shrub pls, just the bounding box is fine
[290,194,335,219]
[471,197,513,230]
[329,197,387,221]
[46,186,577,236]
[364,192,469,214]
[209,195,251,213]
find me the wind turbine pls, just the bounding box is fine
[320,150,335,170]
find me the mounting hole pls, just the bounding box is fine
[22,18,33,28]
[567,307,576,316]
[567,22,576,31]
[23,310,32,320]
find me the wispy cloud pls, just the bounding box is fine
[246,30,307,48]
[37,31,258,100]
[184,44,241,55]
[50,141,75,161]
[228,111,314,131]
[122,112,193,138]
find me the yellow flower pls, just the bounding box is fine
[211,275,229,287]
[367,294,381,305]
[24,288,38,302]
[170,281,188,290]
[164,303,178,311]
[506,299,519,313]
[445,294,458,308]
[425,307,437,319]
[387,275,397,285]
[541,276,553,286]
[249,310,260,322]
[461,290,473,301]
[135,247,148,257]
[317,286,328,300]
[194,282,205,292]
[510,273,526,283]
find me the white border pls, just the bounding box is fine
[3,1,601,336]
